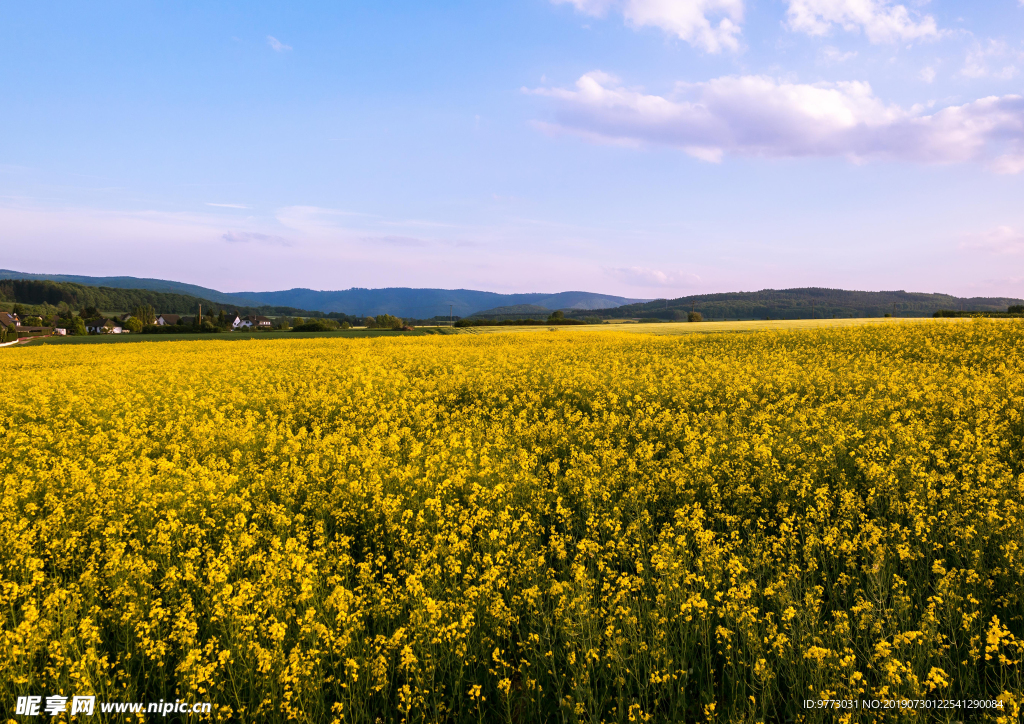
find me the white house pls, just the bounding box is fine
[246,315,273,328]
[155,314,180,326]
[221,312,243,329]
[233,315,271,329]
[86,319,123,334]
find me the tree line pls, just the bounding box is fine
[577,288,1024,321]
[0,279,365,321]
[0,279,215,314]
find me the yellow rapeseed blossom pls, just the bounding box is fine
[1,320,1023,722]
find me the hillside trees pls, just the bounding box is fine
[132,304,156,325]
[366,314,404,330]
[582,288,1024,321]
[1,279,208,314]
[292,319,340,332]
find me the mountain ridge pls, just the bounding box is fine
[5,271,1020,321]
[0,269,257,305]
[468,304,557,320]
[0,270,645,318]
[581,287,1024,320]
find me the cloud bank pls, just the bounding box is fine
[267,36,292,52]
[552,0,744,53]
[961,226,1024,255]
[785,0,939,43]
[222,231,290,246]
[553,0,939,49]
[531,72,1024,171]
[606,266,701,288]
[960,40,1022,80]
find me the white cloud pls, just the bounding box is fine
[786,0,939,43]
[530,72,1024,171]
[363,235,430,248]
[272,205,364,233]
[267,36,292,52]
[960,40,1021,80]
[553,0,744,53]
[606,266,701,287]
[819,45,858,64]
[222,231,290,246]
[990,153,1024,175]
[206,202,249,209]
[919,66,936,83]
[960,226,1024,254]
[0,200,640,295]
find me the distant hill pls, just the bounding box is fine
[581,288,1024,321]
[9,270,1015,321]
[0,270,645,317]
[0,278,347,319]
[0,269,255,305]
[216,288,646,317]
[0,278,220,315]
[534,291,647,311]
[469,304,555,320]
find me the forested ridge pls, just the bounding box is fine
[0,279,215,314]
[0,279,329,317]
[580,287,1024,320]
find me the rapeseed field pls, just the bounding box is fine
[2,320,1022,723]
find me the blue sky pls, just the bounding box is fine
[2,0,1023,297]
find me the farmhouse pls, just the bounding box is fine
[86,319,123,334]
[2,313,64,338]
[148,311,275,330]
[234,315,272,329]
[14,325,54,336]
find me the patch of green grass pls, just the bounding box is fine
[455,317,961,336]
[20,328,442,346]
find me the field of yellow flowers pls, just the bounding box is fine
[2,320,1023,723]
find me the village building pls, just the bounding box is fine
[86,319,123,334]
[155,314,181,326]
[245,315,273,328]
[13,325,55,336]
[233,314,271,329]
